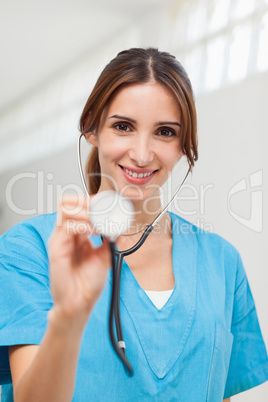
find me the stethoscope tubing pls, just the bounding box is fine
[109,241,134,376]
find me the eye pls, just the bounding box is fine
[113,123,131,132]
[157,128,176,138]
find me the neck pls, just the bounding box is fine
[123,195,173,240]
[117,211,172,249]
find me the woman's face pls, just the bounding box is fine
[88,81,183,203]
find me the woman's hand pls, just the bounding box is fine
[48,195,111,329]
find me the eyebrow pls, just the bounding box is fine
[109,115,136,124]
[158,121,181,127]
[109,114,181,127]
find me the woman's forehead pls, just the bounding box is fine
[103,82,181,120]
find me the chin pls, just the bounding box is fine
[120,187,159,203]
[120,189,147,201]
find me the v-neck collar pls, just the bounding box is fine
[97,212,198,379]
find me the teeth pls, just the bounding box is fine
[123,167,154,178]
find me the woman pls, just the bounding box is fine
[0,48,267,401]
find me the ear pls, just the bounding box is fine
[85,132,98,147]
[177,148,184,161]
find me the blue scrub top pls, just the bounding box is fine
[0,212,268,401]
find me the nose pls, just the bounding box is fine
[128,133,154,167]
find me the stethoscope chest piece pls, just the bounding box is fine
[90,190,134,241]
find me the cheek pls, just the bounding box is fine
[98,136,126,161]
[159,144,181,170]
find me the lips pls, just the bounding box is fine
[119,165,158,183]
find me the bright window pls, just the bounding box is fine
[207,0,230,33]
[183,45,204,93]
[230,0,256,20]
[228,24,252,82]
[204,36,226,90]
[165,0,268,95]
[257,12,268,71]
[187,0,208,42]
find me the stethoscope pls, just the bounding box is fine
[77,132,191,376]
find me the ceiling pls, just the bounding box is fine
[0,0,175,112]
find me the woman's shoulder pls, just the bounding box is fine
[0,213,57,260]
[169,211,239,261]
[1,213,56,240]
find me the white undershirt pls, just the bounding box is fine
[144,289,173,310]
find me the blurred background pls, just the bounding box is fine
[0,0,267,400]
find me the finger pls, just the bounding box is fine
[73,235,94,263]
[57,203,90,224]
[56,201,92,230]
[62,220,93,236]
[57,195,90,219]
[59,194,90,210]
[49,224,94,260]
[58,209,91,225]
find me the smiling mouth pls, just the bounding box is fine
[119,165,158,178]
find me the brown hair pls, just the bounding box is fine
[79,48,198,195]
